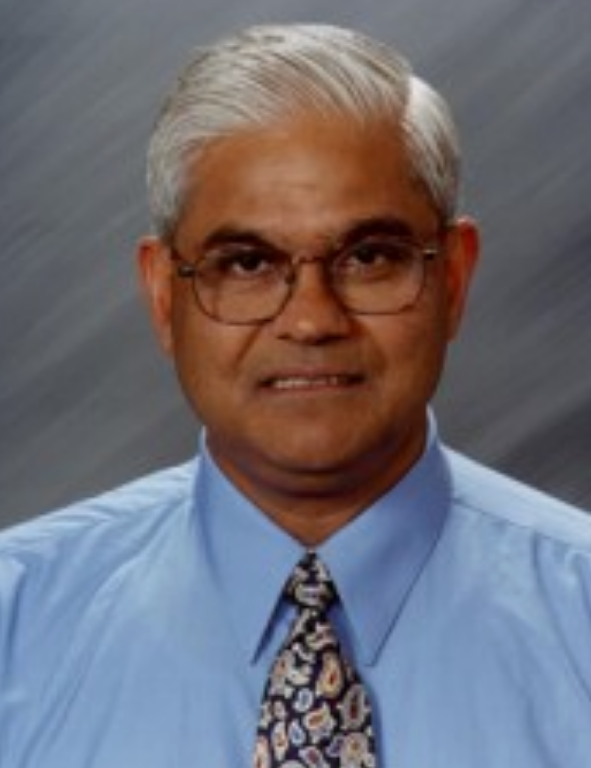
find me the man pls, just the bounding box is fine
[1,23,590,767]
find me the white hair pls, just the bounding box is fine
[147,23,461,240]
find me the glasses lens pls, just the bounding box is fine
[193,247,289,324]
[332,238,427,314]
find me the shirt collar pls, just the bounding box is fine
[192,413,450,667]
[318,417,450,665]
[193,441,305,664]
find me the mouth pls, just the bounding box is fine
[263,373,364,392]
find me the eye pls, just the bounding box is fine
[337,238,414,276]
[200,247,281,282]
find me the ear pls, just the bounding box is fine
[442,217,480,340]
[136,236,175,355]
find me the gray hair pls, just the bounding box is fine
[147,23,461,241]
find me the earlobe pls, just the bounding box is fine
[136,236,175,355]
[444,217,480,340]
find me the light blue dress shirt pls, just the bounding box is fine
[2,417,591,767]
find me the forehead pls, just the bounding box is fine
[177,115,437,246]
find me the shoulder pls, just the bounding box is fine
[408,446,591,747]
[0,459,202,750]
[0,459,198,614]
[437,447,591,651]
[439,446,591,662]
[442,446,591,550]
[1,460,196,553]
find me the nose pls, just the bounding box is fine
[271,260,353,343]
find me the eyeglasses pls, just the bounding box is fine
[170,232,442,325]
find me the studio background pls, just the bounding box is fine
[1,0,590,528]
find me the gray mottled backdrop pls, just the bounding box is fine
[1,0,590,527]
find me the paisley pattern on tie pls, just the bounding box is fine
[254,552,377,767]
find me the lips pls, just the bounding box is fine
[263,373,363,391]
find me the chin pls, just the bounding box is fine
[261,428,378,477]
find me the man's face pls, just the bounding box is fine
[139,115,478,518]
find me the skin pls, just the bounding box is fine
[138,114,479,545]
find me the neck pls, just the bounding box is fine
[208,429,427,546]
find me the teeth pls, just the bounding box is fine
[271,376,351,390]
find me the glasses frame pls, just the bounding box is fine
[169,234,443,326]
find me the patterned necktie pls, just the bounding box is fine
[254,551,377,767]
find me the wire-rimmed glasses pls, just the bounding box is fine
[170,231,442,325]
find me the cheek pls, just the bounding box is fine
[169,300,255,418]
[172,337,212,418]
[373,309,449,398]
[169,299,216,415]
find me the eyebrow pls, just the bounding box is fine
[199,215,418,254]
[201,227,274,253]
[338,216,416,247]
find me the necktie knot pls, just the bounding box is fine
[286,551,337,613]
